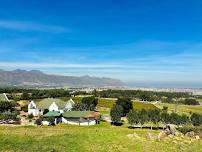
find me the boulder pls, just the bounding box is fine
[145,133,157,140]
[166,124,176,135]
[185,131,195,138]
[195,136,200,140]
[157,131,168,141]
[127,133,140,139]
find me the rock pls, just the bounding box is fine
[145,133,157,140]
[185,131,195,138]
[158,131,168,141]
[166,124,176,135]
[164,128,171,135]
[195,136,200,140]
[127,133,140,139]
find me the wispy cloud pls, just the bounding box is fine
[0,62,126,69]
[0,20,70,33]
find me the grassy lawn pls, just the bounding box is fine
[156,103,202,115]
[133,101,159,111]
[0,123,201,152]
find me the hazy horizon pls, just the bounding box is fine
[0,1,202,87]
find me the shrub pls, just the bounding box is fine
[28,114,34,119]
[35,119,42,126]
[177,126,202,134]
[184,98,200,105]
[43,109,49,115]
[21,107,28,112]
[0,113,17,120]
[191,113,202,126]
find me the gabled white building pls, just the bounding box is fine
[27,98,75,116]
[64,98,75,111]
[49,102,59,112]
[28,101,40,116]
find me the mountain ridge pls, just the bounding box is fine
[0,69,124,88]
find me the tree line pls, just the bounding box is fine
[110,97,202,127]
[0,88,70,100]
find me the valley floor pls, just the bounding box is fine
[0,123,201,152]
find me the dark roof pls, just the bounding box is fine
[43,111,62,117]
[62,111,94,118]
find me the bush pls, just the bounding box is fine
[0,113,17,120]
[28,113,34,119]
[21,107,28,112]
[43,109,49,115]
[191,113,202,126]
[177,126,202,134]
[183,99,200,105]
[35,119,42,125]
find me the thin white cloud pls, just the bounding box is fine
[0,20,70,33]
[0,62,126,68]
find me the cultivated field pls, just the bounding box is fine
[156,103,202,115]
[0,123,201,152]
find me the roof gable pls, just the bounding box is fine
[36,98,66,109]
[0,93,9,102]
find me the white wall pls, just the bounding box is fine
[49,102,59,112]
[62,117,96,126]
[28,109,40,116]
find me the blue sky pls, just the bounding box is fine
[0,0,202,85]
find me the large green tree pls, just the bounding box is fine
[116,98,133,116]
[110,105,123,122]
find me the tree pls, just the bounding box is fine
[161,112,170,125]
[110,105,123,123]
[170,113,181,125]
[180,114,189,125]
[43,109,49,115]
[146,109,160,129]
[184,99,199,105]
[138,109,148,127]
[72,103,88,111]
[116,98,133,116]
[127,110,139,126]
[0,101,16,112]
[81,96,98,111]
[139,92,152,101]
[191,113,202,126]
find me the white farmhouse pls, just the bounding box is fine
[64,98,75,111]
[27,98,76,116]
[28,101,40,116]
[49,102,59,112]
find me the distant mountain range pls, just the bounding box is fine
[0,69,124,88]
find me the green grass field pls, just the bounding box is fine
[0,123,201,152]
[156,103,202,115]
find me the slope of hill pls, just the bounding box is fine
[0,69,124,88]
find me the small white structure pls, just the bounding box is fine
[64,98,75,111]
[49,102,59,112]
[28,101,40,116]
